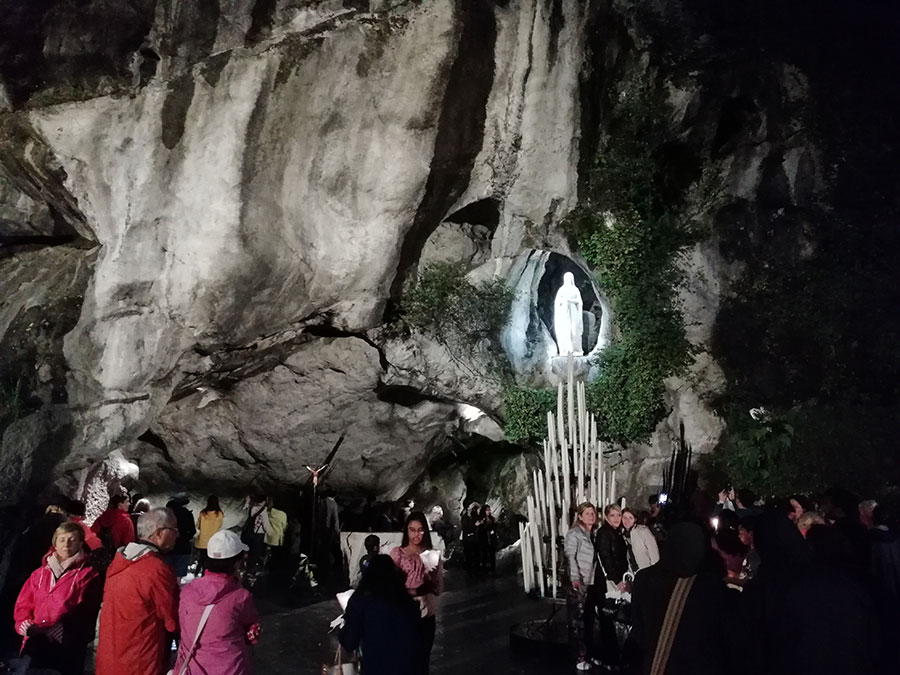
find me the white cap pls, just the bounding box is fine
[207,530,249,560]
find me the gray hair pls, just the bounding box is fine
[137,507,176,540]
[859,499,877,514]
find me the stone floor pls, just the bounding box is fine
[254,571,571,675]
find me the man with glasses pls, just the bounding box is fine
[96,507,180,675]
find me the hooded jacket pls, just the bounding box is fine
[630,522,729,675]
[90,508,135,549]
[173,572,259,675]
[13,552,100,652]
[96,542,179,675]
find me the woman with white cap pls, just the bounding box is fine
[173,530,261,675]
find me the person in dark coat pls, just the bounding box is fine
[460,503,479,574]
[165,494,196,576]
[595,504,629,587]
[594,504,629,667]
[737,513,878,675]
[629,522,729,675]
[869,500,900,671]
[340,554,419,675]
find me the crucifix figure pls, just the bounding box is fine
[305,464,328,488]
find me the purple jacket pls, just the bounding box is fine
[173,573,259,675]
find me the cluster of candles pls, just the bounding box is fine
[519,358,618,598]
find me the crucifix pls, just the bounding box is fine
[305,463,328,488]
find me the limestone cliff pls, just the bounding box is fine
[1,0,898,511]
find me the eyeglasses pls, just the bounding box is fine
[160,527,179,534]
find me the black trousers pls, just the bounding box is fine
[22,633,87,675]
[416,615,437,675]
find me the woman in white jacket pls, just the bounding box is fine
[622,508,660,571]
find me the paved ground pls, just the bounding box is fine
[254,571,571,675]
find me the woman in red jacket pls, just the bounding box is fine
[13,521,101,675]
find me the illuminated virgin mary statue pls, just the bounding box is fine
[553,272,584,356]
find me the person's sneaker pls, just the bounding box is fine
[576,661,592,671]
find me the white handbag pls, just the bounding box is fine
[166,603,215,675]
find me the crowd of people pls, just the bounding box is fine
[460,502,499,575]
[563,487,900,674]
[1,492,271,675]
[1,490,455,675]
[4,495,259,675]
[3,482,898,675]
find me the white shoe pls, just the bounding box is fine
[576,661,592,671]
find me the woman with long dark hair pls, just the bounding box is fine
[621,507,660,572]
[389,512,444,675]
[340,555,419,675]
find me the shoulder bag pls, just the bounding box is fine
[167,603,215,675]
[321,644,358,675]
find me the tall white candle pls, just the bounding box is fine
[610,470,616,506]
[550,507,559,599]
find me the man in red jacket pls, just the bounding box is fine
[96,507,179,675]
[90,494,135,549]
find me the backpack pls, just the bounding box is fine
[241,506,264,545]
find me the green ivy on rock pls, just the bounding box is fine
[503,386,557,444]
[396,261,513,375]
[568,78,702,443]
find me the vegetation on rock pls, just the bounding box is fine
[502,386,557,444]
[397,261,513,374]
[568,78,705,443]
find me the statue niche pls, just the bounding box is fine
[553,272,584,356]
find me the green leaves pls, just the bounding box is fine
[503,387,557,444]
[396,261,514,386]
[564,79,697,444]
[399,261,513,350]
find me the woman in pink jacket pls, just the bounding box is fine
[174,530,261,675]
[13,521,101,675]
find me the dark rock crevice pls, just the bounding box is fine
[443,197,501,230]
[0,0,156,107]
[385,0,498,319]
[170,321,390,404]
[546,0,565,68]
[137,429,174,464]
[0,115,95,242]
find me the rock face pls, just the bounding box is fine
[0,0,593,503]
[2,0,899,515]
